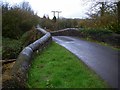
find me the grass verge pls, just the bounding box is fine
[80,37,120,51]
[26,42,109,88]
[78,28,120,50]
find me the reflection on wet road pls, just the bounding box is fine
[53,36,119,88]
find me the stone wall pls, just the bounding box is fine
[50,28,120,47]
[50,28,81,36]
[11,28,52,87]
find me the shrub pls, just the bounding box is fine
[2,2,40,39]
[79,28,120,47]
[80,28,113,41]
[20,27,43,48]
[2,27,43,60]
[2,38,22,60]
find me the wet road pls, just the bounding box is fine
[52,36,119,88]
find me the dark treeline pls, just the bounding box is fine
[2,2,40,39]
[78,2,120,48]
[1,1,79,60]
[2,1,119,39]
[1,1,120,59]
[79,2,119,34]
[2,1,79,38]
[1,1,42,59]
[39,16,78,31]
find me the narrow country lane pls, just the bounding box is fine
[52,36,119,88]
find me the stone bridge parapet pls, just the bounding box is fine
[11,27,52,87]
[50,28,81,36]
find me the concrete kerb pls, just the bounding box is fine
[11,27,52,87]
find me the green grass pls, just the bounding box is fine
[80,37,120,51]
[26,42,109,88]
[79,28,120,50]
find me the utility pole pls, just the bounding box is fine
[51,11,62,19]
[51,11,62,30]
[51,11,56,16]
[56,11,62,19]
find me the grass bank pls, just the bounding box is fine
[26,42,109,88]
[79,28,120,50]
[81,37,120,51]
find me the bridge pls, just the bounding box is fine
[11,27,119,88]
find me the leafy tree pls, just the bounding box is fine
[117,1,120,32]
[52,16,57,22]
[81,1,119,33]
[43,15,46,19]
[2,1,40,39]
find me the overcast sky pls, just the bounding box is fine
[1,0,118,19]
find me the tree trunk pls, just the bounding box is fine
[100,2,106,17]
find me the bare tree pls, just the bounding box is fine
[20,1,33,13]
[86,1,117,18]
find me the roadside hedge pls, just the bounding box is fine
[2,38,22,60]
[2,27,43,60]
[79,28,120,47]
[80,28,113,39]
